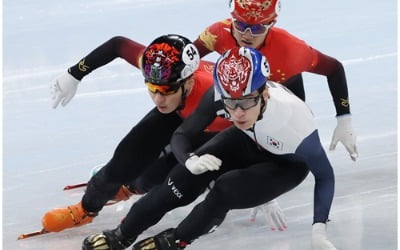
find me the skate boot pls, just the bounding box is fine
[42,201,97,232]
[89,165,137,205]
[132,228,189,250]
[108,185,138,204]
[82,226,136,250]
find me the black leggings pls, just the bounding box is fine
[82,107,183,213]
[119,126,309,240]
[176,160,308,241]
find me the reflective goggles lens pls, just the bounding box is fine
[223,96,261,110]
[233,20,269,36]
[145,82,181,95]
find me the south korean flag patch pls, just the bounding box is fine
[267,136,283,151]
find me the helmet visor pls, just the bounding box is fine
[145,81,182,96]
[233,20,271,36]
[222,95,261,110]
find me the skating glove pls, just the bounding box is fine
[185,154,222,175]
[312,223,337,250]
[50,72,80,108]
[329,114,358,161]
[249,199,287,231]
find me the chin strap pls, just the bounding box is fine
[257,97,266,121]
[257,86,267,121]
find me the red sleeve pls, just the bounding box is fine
[195,19,238,56]
[194,39,213,58]
[262,28,350,115]
[264,28,350,115]
[69,36,145,80]
[310,48,343,76]
[260,28,315,83]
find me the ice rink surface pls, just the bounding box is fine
[3,0,397,249]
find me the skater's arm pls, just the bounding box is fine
[296,130,335,224]
[171,87,221,165]
[69,36,146,80]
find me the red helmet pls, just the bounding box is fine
[230,0,281,25]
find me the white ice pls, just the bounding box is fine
[3,0,398,249]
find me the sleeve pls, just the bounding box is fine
[313,51,350,116]
[194,38,213,58]
[193,19,234,58]
[309,48,350,116]
[171,87,220,165]
[68,36,146,80]
[295,130,335,224]
[278,28,351,116]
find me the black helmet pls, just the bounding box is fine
[141,34,200,85]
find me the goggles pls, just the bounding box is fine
[145,81,182,96]
[222,95,261,110]
[233,20,272,36]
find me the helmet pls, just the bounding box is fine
[229,0,281,24]
[141,34,200,85]
[214,47,270,99]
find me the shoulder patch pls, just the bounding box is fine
[199,30,218,51]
